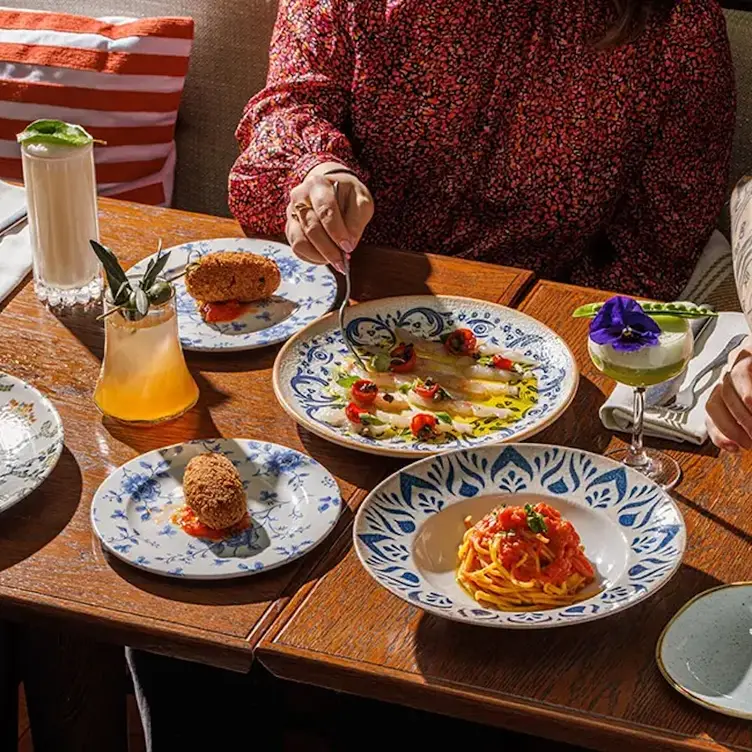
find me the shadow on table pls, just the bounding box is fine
[296,424,402,490]
[534,375,612,454]
[52,303,105,361]
[103,373,227,454]
[186,345,281,374]
[411,563,723,692]
[105,538,330,607]
[0,447,81,571]
[672,489,752,547]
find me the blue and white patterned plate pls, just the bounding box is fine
[91,439,341,580]
[354,443,685,628]
[274,295,579,457]
[0,372,64,514]
[129,238,337,352]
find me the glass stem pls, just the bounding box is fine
[627,387,649,469]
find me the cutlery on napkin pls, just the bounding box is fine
[600,312,749,445]
[0,181,31,305]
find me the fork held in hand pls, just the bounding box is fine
[333,181,368,373]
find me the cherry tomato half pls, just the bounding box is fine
[389,343,416,373]
[345,402,368,424]
[411,413,439,439]
[444,328,477,356]
[351,379,378,405]
[415,379,440,400]
[492,355,515,371]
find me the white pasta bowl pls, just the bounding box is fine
[273,295,579,458]
[354,443,685,628]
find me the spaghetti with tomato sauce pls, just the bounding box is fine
[457,502,596,610]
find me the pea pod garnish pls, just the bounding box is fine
[572,300,716,319]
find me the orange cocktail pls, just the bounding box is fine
[94,284,198,424]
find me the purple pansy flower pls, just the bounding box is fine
[589,296,660,352]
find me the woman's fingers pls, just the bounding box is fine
[285,204,323,265]
[342,181,375,247]
[705,383,751,451]
[722,370,752,439]
[308,177,353,254]
[290,184,346,273]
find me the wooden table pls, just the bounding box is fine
[0,198,533,672]
[259,281,752,752]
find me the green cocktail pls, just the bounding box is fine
[588,315,693,387]
[577,297,706,490]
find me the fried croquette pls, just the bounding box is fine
[183,453,247,529]
[185,251,280,303]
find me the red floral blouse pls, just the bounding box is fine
[229,0,735,300]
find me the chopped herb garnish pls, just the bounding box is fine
[360,414,385,427]
[435,412,453,425]
[525,504,548,534]
[383,393,394,403]
[337,375,359,389]
[371,353,391,372]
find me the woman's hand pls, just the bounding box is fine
[705,335,752,452]
[285,161,374,272]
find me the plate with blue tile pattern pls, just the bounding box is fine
[0,372,64,514]
[129,238,337,352]
[273,295,578,458]
[354,443,685,627]
[91,439,341,580]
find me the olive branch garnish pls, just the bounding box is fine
[91,239,173,322]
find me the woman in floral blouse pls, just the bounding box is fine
[229,0,735,300]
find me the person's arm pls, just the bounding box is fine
[583,5,735,300]
[228,0,366,236]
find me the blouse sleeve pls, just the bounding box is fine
[228,0,364,235]
[581,5,735,301]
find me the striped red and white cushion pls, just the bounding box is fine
[0,10,194,206]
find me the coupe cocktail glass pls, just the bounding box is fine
[589,311,693,489]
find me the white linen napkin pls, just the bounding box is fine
[0,181,31,305]
[599,312,749,445]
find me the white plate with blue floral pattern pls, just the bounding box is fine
[91,439,341,579]
[273,295,579,458]
[0,372,64,514]
[129,238,337,352]
[657,583,752,720]
[354,443,685,628]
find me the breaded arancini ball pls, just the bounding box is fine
[183,453,247,530]
[185,251,280,303]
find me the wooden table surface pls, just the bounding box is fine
[259,280,752,751]
[0,198,533,671]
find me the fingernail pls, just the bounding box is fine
[725,443,740,454]
[333,260,346,274]
[341,240,354,256]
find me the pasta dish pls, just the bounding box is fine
[457,502,596,610]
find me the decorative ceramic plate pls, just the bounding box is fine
[91,439,341,579]
[273,295,579,458]
[0,372,64,513]
[657,583,752,719]
[354,443,685,628]
[129,238,337,352]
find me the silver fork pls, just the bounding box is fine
[333,182,368,373]
[666,333,746,412]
